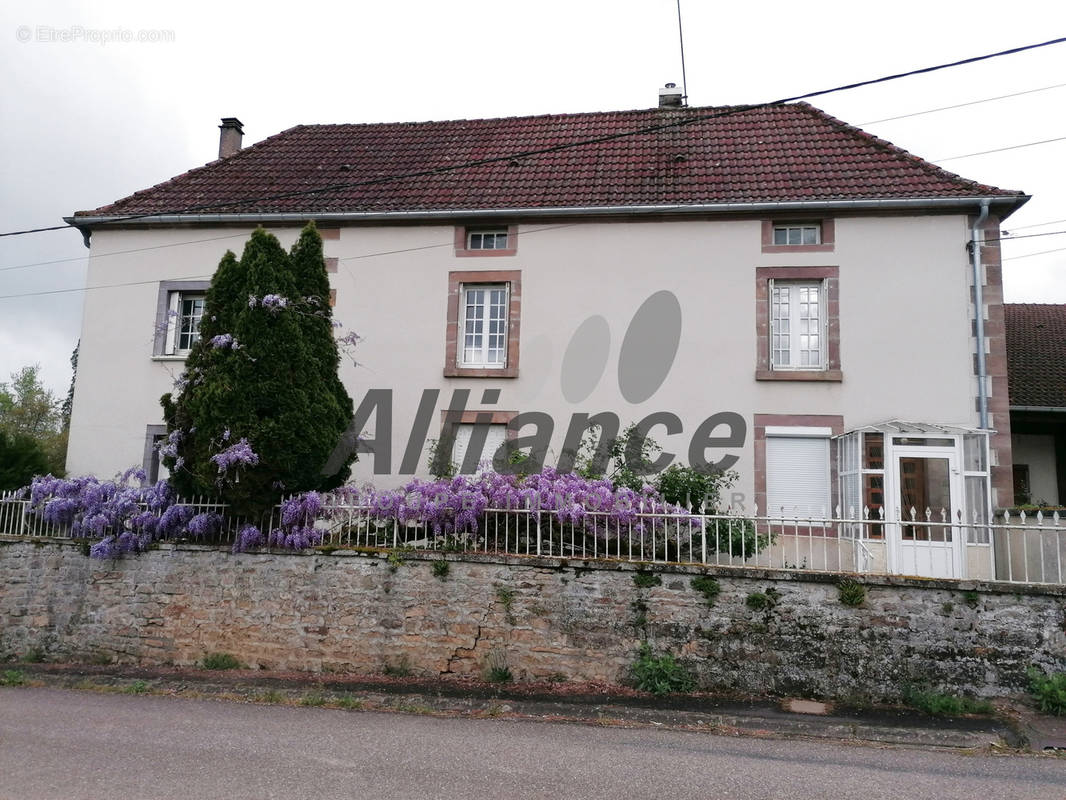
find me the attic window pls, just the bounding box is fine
[774,224,821,246]
[468,229,510,250]
[455,225,518,258]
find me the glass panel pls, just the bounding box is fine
[899,456,952,541]
[864,474,885,538]
[965,475,990,543]
[773,228,787,245]
[863,432,884,469]
[963,434,987,472]
[802,226,818,245]
[892,437,954,447]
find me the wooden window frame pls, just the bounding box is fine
[445,270,521,377]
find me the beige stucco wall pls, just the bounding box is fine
[66,214,979,503]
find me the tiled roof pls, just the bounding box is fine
[1005,304,1066,408]
[76,102,1024,218]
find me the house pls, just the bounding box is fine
[1006,303,1066,506]
[63,89,1029,579]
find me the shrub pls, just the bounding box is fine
[1028,668,1066,716]
[837,579,866,607]
[0,669,26,687]
[432,559,450,581]
[201,652,241,670]
[631,643,695,695]
[746,588,780,612]
[160,224,355,518]
[0,430,49,493]
[903,686,993,716]
[690,575,721,606]
[632,571,661,589]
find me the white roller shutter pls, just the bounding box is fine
[452,424,508,473]
[765,435,831,516]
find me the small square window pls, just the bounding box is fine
[773,224,821,246]
[467,229,510,250]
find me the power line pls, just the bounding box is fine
[1007,217,1066,231]
[859,82,1066,125]
[935,135,1066,162]
[0,275,214,301]
[1002,246,1066,261]
[990,229,1066,243]
[2,35,1064,240]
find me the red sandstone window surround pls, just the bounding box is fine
[454,225,518,257]
[444,270,521,378]
[761,219,834,254]
[755,266,841,382]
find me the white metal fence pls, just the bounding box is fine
[2,490,1064,585]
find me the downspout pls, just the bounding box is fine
[971,199,990,429]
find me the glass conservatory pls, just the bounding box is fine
[836,421,993,579]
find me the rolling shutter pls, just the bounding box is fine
[765,435,831,516]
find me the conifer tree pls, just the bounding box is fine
[161,224,355,516]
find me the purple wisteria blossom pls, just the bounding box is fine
[208,333,241,350]
[209,438,259,478]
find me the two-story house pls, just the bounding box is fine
[64,89,1028,579]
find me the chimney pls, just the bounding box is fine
[658,82,683,108]
[218,117,244,158]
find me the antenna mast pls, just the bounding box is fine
[676,0,689,106]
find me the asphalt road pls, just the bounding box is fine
[1,688,1063,800]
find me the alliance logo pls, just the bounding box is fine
[326,291,746,477]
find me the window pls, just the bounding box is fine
[468,229,510,250]
[454,225,518,257]
[452,423,509,474]
[754,267,841,381]
[765,429,832,516]
[770,280,823,369]
[445,270,521,377]
[460,284,508,367]
[773,224,820,246]
[153,280,211,357]
[761,219,834,253]
[143,424,167,483]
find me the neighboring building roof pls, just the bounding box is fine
[1005,304,1066,409]
[73,102,1025,220]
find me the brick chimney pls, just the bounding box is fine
[658,83,683,108]
[218,117,244,158]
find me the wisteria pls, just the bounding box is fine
[209,438,260,478]
[18,464,728,561]
[208,333,241,350]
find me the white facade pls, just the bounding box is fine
[67,212,985,514]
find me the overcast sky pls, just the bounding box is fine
[1,0,1064,395]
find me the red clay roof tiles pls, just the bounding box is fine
[1006,304,1066,409]
[77,103,1023,218]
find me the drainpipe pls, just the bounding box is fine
[971,199,990,430]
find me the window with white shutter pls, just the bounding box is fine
[765,430,831,516]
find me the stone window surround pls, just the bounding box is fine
[755,266,842,382]
[454,225,518,257]
[753,413,845,520]
[444,270,521,378]
[761,219,835,254]
[152,280,211,358]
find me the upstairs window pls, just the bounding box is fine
[460,284,508,367]
[770,280,824,369]
[153,280,211,358]
[467,229,510,250]
[773,224,821,246]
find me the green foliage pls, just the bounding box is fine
[572,423,659,491]
[690,575,721,606]
[902,686,993,716]
[837,579,866,607]
[426,438,457,480]
[386,550,407,572]
[383,655,411,677]
[1,669,26,687]
[432,559,450,581]
[336,693,363,710]
[1027,668,1066,716]
[963,590,980,608]
[631,643,695,695]
[257,689,284,704]
[632,571,661,589]
[746,587,781,612]
[300,689,327,707]
[656,464,740,512]
[0,430,48,492]
[161,224,354,516]
[124,680,150,695]
[20,648,44,664]
[201,652,241,670]
[484,648,512,683]
[487,666,513,683]
[0,363,68,484]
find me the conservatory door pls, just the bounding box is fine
[891,448,964,578]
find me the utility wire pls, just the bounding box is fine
[859,82,1066,125]
[1006,217,1066,231]
[1002,246,1066,261]
[935,135,1066,162]
[1,35,1064,240]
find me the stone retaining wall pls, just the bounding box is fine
[2,540,1064,700]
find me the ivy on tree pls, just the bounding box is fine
[161,224,355,516]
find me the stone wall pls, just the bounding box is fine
[2,540,1065,700]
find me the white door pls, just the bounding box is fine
[890,447,964,578]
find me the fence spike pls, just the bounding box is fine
[1019,509,1027,524]
[909,506,917,521]
[1036,509,1045,524]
